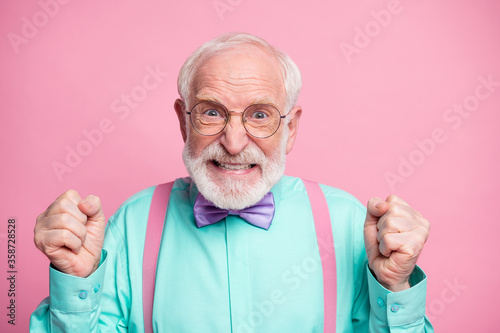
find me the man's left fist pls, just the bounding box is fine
[363,194,430,292]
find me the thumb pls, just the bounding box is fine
[366,197,390,223]
[78,195,105,221]
[77,195,106,255]
[363,197,389,265]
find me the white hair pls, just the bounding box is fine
[177,32,302,114]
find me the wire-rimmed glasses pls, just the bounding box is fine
[186,101,286,139]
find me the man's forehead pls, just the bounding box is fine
[197,46,280,77]
[190,46,285,106]
[209,43,276,63]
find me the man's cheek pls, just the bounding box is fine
[186,138,205,158]
[194,136,218,156]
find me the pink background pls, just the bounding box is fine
[1,0,499,331]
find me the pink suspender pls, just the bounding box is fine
[303,180,337,332]
[143,180,336,333]
[143,181,174,333]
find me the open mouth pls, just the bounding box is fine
[213,160,257,170]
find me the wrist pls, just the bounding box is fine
[87,253,102,277]
[369,267,411,292]
[383,280,410,292]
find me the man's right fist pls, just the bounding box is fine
[34,190,106,278]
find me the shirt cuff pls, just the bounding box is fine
[49,250,107,312]
[367,265,427,327]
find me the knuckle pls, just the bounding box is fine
[380,232,391,244]
[384,216,398,230]
[406,246,418,258]
[58,229,72,244]
[367,197,379,208]
[33,221,41,234]
[388,204,405,217]
[386,194,398,203]
[86,194,102,206]
[33,233,42,248]
[415,217,429,230]
[422,218,430,230]
[418,232,428,245]
[45,200,56,212]
[34,232,51,252]
[65,189,79,197]
[418,225,430,242]
[75,223,87,239]
[410,231,427,249]
[59,213,75,226]
[60,189,81,204]
[58,198,75,211]
[81,228,88,242]
[385,205,396,216]
[412,232,423,245]
[35,212,45,224]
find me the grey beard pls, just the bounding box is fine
[182,137,287,210]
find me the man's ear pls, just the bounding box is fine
[174,99,188,142]
[285,105,302,154]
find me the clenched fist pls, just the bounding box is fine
[34,190,106,278]
[363,194,430,292]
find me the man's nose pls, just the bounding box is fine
[219,111,250,155]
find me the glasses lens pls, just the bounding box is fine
[190,102,227,135]
[243,104,282,138]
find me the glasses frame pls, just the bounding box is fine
[186,100,286,139]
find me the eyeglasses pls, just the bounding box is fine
[186,101,286,139]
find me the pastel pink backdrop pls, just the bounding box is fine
[1,0,499,332]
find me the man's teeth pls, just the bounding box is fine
[214,160,256,170]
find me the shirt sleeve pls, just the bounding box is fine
[29,251,108,332]
[30,189,153,332]
[367,265,434,332]
[341,193,434,332]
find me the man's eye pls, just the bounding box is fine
[250,111,268,119]
[203,109,221,117]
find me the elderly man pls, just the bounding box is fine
[31,33,433,332]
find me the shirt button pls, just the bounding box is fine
[94,283,101,293]
[390,304,400,313]
[79,290,88,299]
[377,297,385,307]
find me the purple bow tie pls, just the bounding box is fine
[193,192,275,230]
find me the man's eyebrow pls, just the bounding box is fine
[194,95,280,109]
[251,97,278,108]
[195,94,222,104]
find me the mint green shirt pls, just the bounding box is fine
[30,176,433,332]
